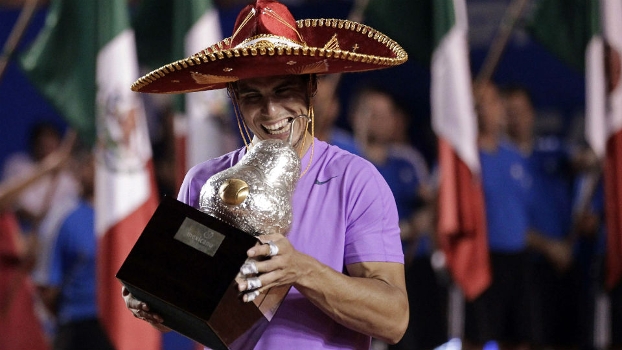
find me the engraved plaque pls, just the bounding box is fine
[174,218,225,257]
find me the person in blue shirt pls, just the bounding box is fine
[33,149,113,350]
[349,84,447,350]
[464,81,534,350]
[503,85,601,350]
[314,74,362,156]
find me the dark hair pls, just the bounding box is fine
[348,83,410,123]
[500,84,533,104]
[28,122,61,156]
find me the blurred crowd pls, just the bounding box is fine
[1,73,621,350]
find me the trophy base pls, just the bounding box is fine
[116,196,290,349]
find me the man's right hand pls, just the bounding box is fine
[121,286,171,332]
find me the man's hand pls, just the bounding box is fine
[121,286,170,332]
[237,234,297,302]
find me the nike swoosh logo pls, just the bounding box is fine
[314,176,338,185]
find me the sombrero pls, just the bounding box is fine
[131,0,408,94]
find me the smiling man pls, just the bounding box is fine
[122,1,410,348]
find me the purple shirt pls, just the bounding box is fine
[179,139,403,350]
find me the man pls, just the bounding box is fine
[313,74,362,155]
[464,81,534,350]
[123,1,409,349]
[0,132,74,350]
[33,149,114,350]
[349,85,447,350]
[503,85,594,349]
[2,122,79,231]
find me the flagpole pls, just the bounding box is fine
[0,0,39,84]
[475,0,530,85]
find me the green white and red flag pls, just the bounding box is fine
[585,0,622,290]
[19,0,161,348]
[431,0,491,301]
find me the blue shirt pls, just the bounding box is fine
[329,128,362,156]
[374,145,430,256]
[47,201,98,324]
[480,142,531,252]
[524,137,575,239]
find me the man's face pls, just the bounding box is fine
[33,129,61,161]
[475,82,506,135]
[505,91,534,141]
[352,91,400,144]
[235,75,310,146]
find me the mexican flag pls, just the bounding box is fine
[173,0,231,183]
[364,0,490,300]
[529,0,622,290]
[19,1,161,349]
[430,0,491,301]
[585,0,622,290]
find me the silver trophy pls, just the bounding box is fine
[199,116,307,236]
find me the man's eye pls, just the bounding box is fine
[240,93,261,102]
[276,87,294,95]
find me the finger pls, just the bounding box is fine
[242,290,260,303]
[248,240,279,258]
[239,276,262,291]
[122,287,141,310]
[249,234,284,257]
[240,259,259,276]
[265,240,279,257]
[134,308,164,323]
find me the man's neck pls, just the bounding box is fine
[511,135,534,155]
[363,139,390,165]
[478,133,499,152]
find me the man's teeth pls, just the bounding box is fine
[263,119,291,134]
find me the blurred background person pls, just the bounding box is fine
[2,122,79,233]
[502,85,595,350]
[349,84,447,350]
[313,74,362,155]
[32,147,114,350]
[464,80,534,350]
[0,133,74,350]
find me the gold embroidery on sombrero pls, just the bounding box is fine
[191,72,239,85]
[295,19,407,63]
[323,34,340,51]
[230,8,256,47]
[262,7,306,45]
[285,60,329,75]
[235,34,304,50]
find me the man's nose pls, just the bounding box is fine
[261,96,280,116]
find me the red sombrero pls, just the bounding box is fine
[131,0,408,94]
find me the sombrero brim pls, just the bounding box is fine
[131,18,408,94]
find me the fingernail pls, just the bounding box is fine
[243,290,260,302]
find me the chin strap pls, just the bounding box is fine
[228,83,253,151]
